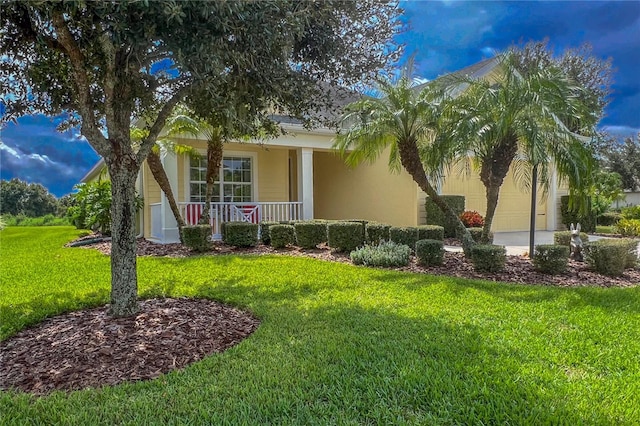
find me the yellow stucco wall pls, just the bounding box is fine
[428,166,548,232]
[313,150,418,226]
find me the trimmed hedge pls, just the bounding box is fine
[294,221,328,249]
[588,238,638,269]
[468,227,493,244]
[554,231,589,247]
[270,224,296,248]
[365,222,391,245]
[417,225,444,241]
[223,222,259,247]
[259,221,279,245]
[470,244,507,272]
[425,195,465,238]
[350,241,411,267]
[389,227,419,251]
[597,212,622,226]
[328,221,365,252]
[560,196,595,233]
[533,244,570,274]
[181,225,211,252]
[415,239,444,266]
[584,240,629,276]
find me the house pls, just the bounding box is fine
[81,58,571,244]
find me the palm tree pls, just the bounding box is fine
[334,65,476,252]
[443,52,596,243]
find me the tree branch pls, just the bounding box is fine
[50,9,109,155]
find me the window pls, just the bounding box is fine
[189,156,253,203]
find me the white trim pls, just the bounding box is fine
[185,149,259,203]
[297,147,314,220]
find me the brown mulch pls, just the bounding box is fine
[0,298,259,395]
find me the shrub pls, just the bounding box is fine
[560,195,595,233]
[417,225,444,241]
[346,219,368,241]
[597,212,622,226]
[468,227,493,244]
[553,231,589,247]
[294,221,328,249]
[259,221,279,245]
[470,244,507,272]
[350,241,411,267]
[584,240,629,276]
[365,222,391,245]
[328,221,364,252]
[223,222,259,247]
[589,238,638,269]
[67,180,113,234]
[615,218,640,237]
[425,195,465,238]
[389,227,419,251]
[269,225,296,248]
[533,245,570,274]
[181,225,211,252]
[460,210,484,228]
[415,239,444,266]
[621,205,640,220]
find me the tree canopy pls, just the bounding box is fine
[0,0,402,316]
[0,178,59,217]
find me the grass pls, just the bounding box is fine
[596,225,617,234]
[1,227,640,424]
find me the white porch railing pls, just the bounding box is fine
[178,201,303,239]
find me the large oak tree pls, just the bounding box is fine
[1,0,401,316]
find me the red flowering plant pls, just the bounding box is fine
[460,210,485,228]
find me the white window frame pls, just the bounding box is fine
[185,150,258,203]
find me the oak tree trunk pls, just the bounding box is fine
[105,152,140,317]
[147,151,186,231]
[199,135,224,224]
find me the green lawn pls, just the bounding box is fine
[1,227,640,424]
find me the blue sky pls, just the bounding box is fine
[1,0,639,197]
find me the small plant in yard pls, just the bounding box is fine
[328,221,365,252]
[417,225,444,241]
[460,210,484,228]
[597,212,622,226]
[350,240,411,267]
[365,222,391,245]
[389,226,419,251]
[621,205,640,220]
[615,218,640,237]
[259,221,279,245]
[470,244,507,272]
[270,224,296,248]
[533,244,570,274]
[181,225,211,252]
[223,222,259,247]
[584,240,631,276]
[468,227,493,244]
[294,221,328,249]
[415,239,444,266]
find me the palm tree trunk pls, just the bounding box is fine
[482,184,501,243]
[397,139,475,254]
[147,151,186,230]
[199,135,224,224]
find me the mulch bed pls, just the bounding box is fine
[4,234,637,397]
[0,298,259,395]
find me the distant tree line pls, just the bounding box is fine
[0,178,70,217]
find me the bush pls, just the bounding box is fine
[584,240,629,276]
[365,222,391,245]
[560,195,595,233]
[223,222,259,247]
[533,245,570,274]
[470,244,507,272]
[328,221,365,252]
[415,239,444,266]
[294,221,328,249]
[181,225,211,252]
[460,210,484,228]
[67,180,113,234]
[425,195,465,238]
[270,225,296,248]
[468,227,493,244]
[621,205,640,220]
[615,218,640,237]
[350,241,411,267]
[597,212,622,226]
[417,225,444,241]
[259,221,279,245]
[553,231,589,247]
[345,219,368,241]
[589,238,638,269]
[389,227,419,251]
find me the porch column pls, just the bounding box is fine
[546,164,558,231]
[297,147,314,220]
[160,149,180,243]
